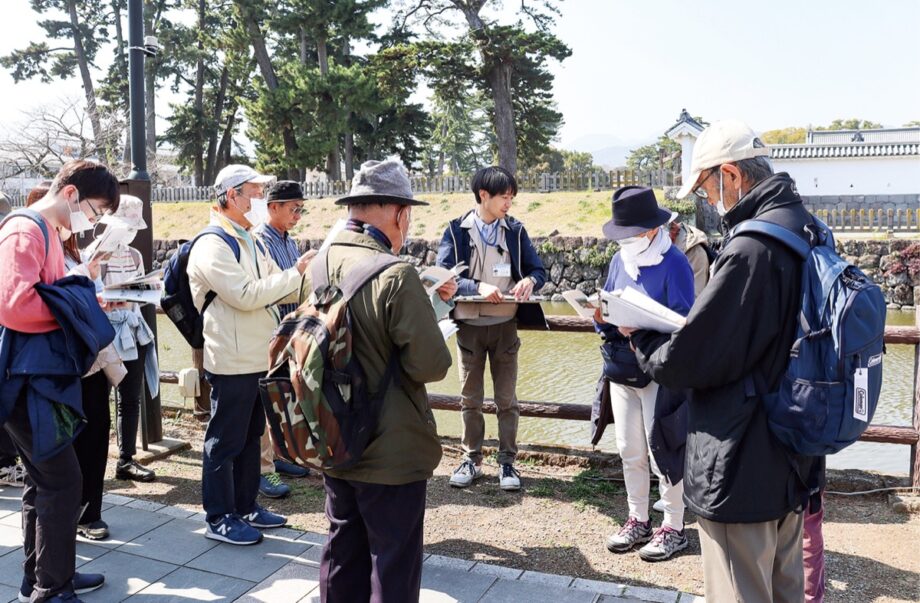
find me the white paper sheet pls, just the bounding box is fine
[561,290,600,320]
[419,262,467,295]
[438,319,459,340]
[100,287,162,305]
[319,218,348,252]
[599,286,686,333]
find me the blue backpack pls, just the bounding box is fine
[161,226,263,349]
[730,218,887,456]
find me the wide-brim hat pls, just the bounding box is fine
[101,194,147,230]
[335,158,428,206]
[602,186,677,241]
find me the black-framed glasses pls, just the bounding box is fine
[81,198,108,222]
[692,168,719,199]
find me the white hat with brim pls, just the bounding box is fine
[213,164,275,195]
[677,119,771,199]
[101,194,147,230]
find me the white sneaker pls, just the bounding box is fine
[499,463,521,491]
[449,460,483,488]
[0,463,25,488]
[652,499,666,513]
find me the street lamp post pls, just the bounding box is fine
[125,0,162,444]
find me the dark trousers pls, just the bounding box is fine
[202,371,264,523]
[116,345,147,461]
[0,428,17,467]
[72,371,111,525]
[320,475,427,603]
[4,391,82,602]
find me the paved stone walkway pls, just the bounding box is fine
[0,488,702,603]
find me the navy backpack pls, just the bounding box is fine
[730,218,887,456]
[161,226,262,349]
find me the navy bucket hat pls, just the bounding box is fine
[602,186,677,241]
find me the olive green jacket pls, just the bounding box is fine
[322,230,452,484]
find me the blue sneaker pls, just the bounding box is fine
[259,472,291,498]
[274,459,310,478]
[205,514,263,545]
[242,505,287,529]
[19,572,104,602]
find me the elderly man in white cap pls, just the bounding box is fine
[621,120,822,602]
[188,164,315,546]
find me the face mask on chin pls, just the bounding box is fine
[69,197,94,234]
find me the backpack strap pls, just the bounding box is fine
[192,226,242,313]
[310,247,403,304]
[729,219,811,259]
[0,209,50,257]
[338,254,404,302]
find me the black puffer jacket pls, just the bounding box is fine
[631,173,819,523]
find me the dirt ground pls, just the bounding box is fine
[103,414,920,602]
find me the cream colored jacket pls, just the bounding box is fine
[188,211,303,375]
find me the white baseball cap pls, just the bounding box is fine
[100,194,147,230]
[213,164,275,195]
[677,119,771,198]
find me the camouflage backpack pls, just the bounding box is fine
[259,248,403,472]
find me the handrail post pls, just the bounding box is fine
[192,348,211,422]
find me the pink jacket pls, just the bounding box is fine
[0,215,66,333]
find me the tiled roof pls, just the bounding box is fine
[770,142,920,160]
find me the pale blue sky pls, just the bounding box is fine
[0,0,917,154]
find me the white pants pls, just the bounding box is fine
[609,381,685,530]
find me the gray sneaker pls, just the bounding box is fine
[606,517,653,553]
[0,463,26,488]
[638,526,689,561]
[449,460,483,488]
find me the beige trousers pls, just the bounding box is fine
[456,320,520,465]
[260,430,274,474]
[697,510,805,603]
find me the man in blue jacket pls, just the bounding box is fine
[436,166,546,491]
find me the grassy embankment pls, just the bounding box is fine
[152,189,679,241]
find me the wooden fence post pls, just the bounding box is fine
[914,305,920,490]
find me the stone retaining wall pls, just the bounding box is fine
[152,236,920,308]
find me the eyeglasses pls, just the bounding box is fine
[692,168,719,199]
[289,206,306,216]
[81,198,109,223]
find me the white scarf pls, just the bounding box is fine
[620,227,671,281]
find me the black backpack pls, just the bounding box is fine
[161,226,263,349]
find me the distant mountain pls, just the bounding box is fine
[562,133,652,169]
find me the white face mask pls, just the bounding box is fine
[618,234,652,258]
[395,208,410,253]
[715,170,742,217]
[243,197,268,226]
[69,197,94,234]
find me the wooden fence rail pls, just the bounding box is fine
[150,169,677,203]
[815,207,920,232]
[156,312,920,489]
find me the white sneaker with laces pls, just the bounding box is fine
[449,460,483,488]
[499,463,521,491]
[638,526,689,562]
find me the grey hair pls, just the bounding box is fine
[733,156,774,186]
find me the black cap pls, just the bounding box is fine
[266,180,305,203]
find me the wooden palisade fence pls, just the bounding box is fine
[150,170,675,203]
[158,312,920,490]
[815,208,920,233]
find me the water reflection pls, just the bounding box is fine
[155,306,916,475]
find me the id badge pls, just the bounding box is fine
[853,368,869,422]
[493,263,511,278]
